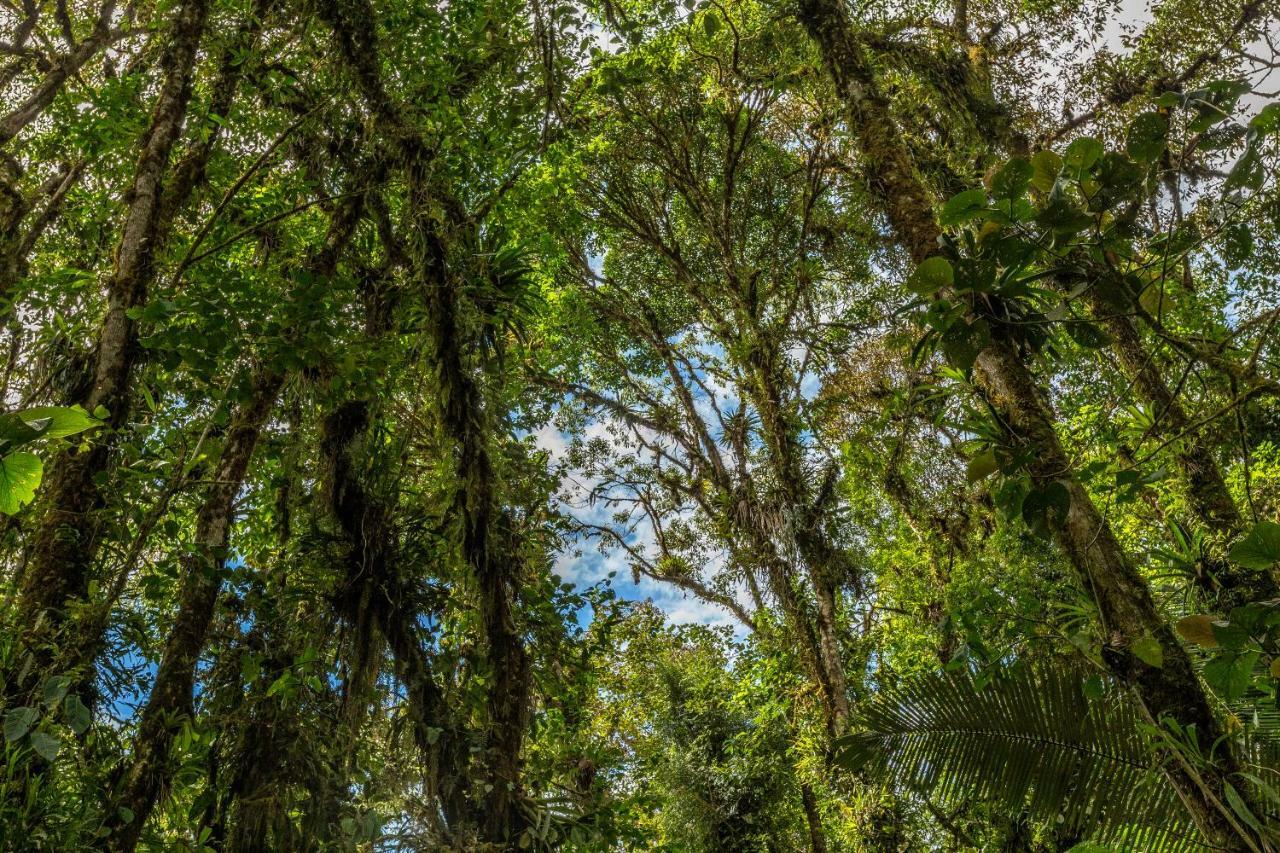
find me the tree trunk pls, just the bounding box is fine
[104,367,283,852]
[7,0,212,704]
[1082,284,1277,605]
[800,782,829,853]
[418,226,532,843]
[794,1,1259,846]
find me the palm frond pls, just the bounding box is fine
[837,664,1207,850]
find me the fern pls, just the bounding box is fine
[836,664,1208,850]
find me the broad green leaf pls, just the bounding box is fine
[0,413,47,446]
[1131,636,1164,668]
[4,707,37,742]
[1029,150,1062,192]
[940,318,990,372]
[64,695,91,735]
[29,731,61,762]
[1066,322,1111,349]
[1021,481,1070,538]
[18,406,100,439]
[0,451,42,515]
[1203,651,1258,700]
[1228,521,1280,570]
[1210,619,1249,650]
[1063,137,1103,173]
[1250,103,1280,135]
[1125,112,1168,163]
[1225,143,1265,191]
[1186,80,1251,133]
[990,157,1033,199]
[43,675,70,709]
[966,450,998,483]
[906,256,953,296]
[939,189,988,226]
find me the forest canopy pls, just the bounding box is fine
[1,0,1279,848]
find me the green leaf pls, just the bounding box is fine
[42,675,70,709]
[1029,150,1062,192]
[1224,782,1266,838]
[17,406,100,439]
[701,11,720,36]
[1063,137,1103,174]
[1210,619,1249,651]
[0,413,48,446]
[990,157,1033,199]
[966,449,998,483]
[1225,143,1265,191]
[1203,651,1257,700]
[940,318,990,372]
[1228,521,1280,570]
[907,256,953,296]
[0,451,42,515]
[64,695,91,735]
[1066,321,1112,349]
[1021,481,1070,537]
[1125,112,1168,163]
[29,731,61,761]
[1250,102,1280,135]
[939,189,988,226]
[4,707,37,742]
[1185,80,1251,133]
[266,673,293,697]
[1131,636,1164,668]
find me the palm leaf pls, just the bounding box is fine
[836,664,1207,850]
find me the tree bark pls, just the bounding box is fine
[800,782,829,853]
[794,0,1259,846]
[0,0,120,147]
[416,214,532,843]
[1082,284,1277,605]
[6,0,212,704]
[104,367,283,853]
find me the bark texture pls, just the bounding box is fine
[7,0,212,703]
[795,0,1259,845]
[105,367,283,852]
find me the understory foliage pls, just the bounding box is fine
[0,0,1279,848]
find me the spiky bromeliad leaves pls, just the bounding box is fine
[835,665,1220,850]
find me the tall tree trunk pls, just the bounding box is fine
[416,211,532,843]
[937,38,1272,607]
[321,395,473,835]
[104,367,283,853]
[1082,283,1277,605]
[102,138,363,847]
[748,366,853,734]
[793,1,1260,846]
[315,0,530,835]
[800,782,829,853]
[6,0,212,704]
[318,260,473,835]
